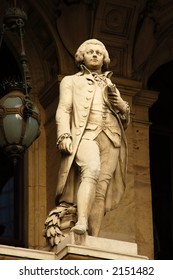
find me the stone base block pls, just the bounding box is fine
[56,232,148,260]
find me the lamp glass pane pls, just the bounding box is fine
[4,97,22,108]
[3,114,23,144]
[22,117,39,147]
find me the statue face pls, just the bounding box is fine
[83,44,104,72]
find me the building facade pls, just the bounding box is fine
[0,0,173,260]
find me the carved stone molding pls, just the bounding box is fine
[100,3,134,38]
[106,45,125,76]
[134,89,159,108]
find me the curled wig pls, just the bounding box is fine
[75,39,110,70]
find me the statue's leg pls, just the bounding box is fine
[88,186,106,237]
[71,179,96,234]
[71,139,100,234]
[89,133,120,236]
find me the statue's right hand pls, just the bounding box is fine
[58,138,73,155]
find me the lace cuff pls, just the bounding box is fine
[57,133,72,146]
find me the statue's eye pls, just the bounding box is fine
[96,51,102,56]
[87,50,94,55]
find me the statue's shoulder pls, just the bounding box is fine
[61,72,82,82]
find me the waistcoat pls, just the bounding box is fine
[82,77,121,147]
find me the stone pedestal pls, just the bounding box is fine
[56,232,148,260]
[0,233,148,260]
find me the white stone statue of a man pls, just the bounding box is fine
[55,39,130,236]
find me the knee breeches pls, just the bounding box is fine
[75,132,120,200]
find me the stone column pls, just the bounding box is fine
[133,89,158,259]
[27,99,47,249]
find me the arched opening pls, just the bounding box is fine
[148,61,173,259]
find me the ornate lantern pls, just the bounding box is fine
[0,1,40,164]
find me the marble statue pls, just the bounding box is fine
[44,39,130,246]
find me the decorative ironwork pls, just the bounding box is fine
[0,1,40,163]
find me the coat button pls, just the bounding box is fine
[82,112,88,117]
[79,121,85,127]
[76,129,81,135]
[86,96,92,100]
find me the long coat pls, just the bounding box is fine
[55,67,129,212]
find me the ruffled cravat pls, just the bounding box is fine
[92,72,107,87]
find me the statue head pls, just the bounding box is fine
[75,39,110,70]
